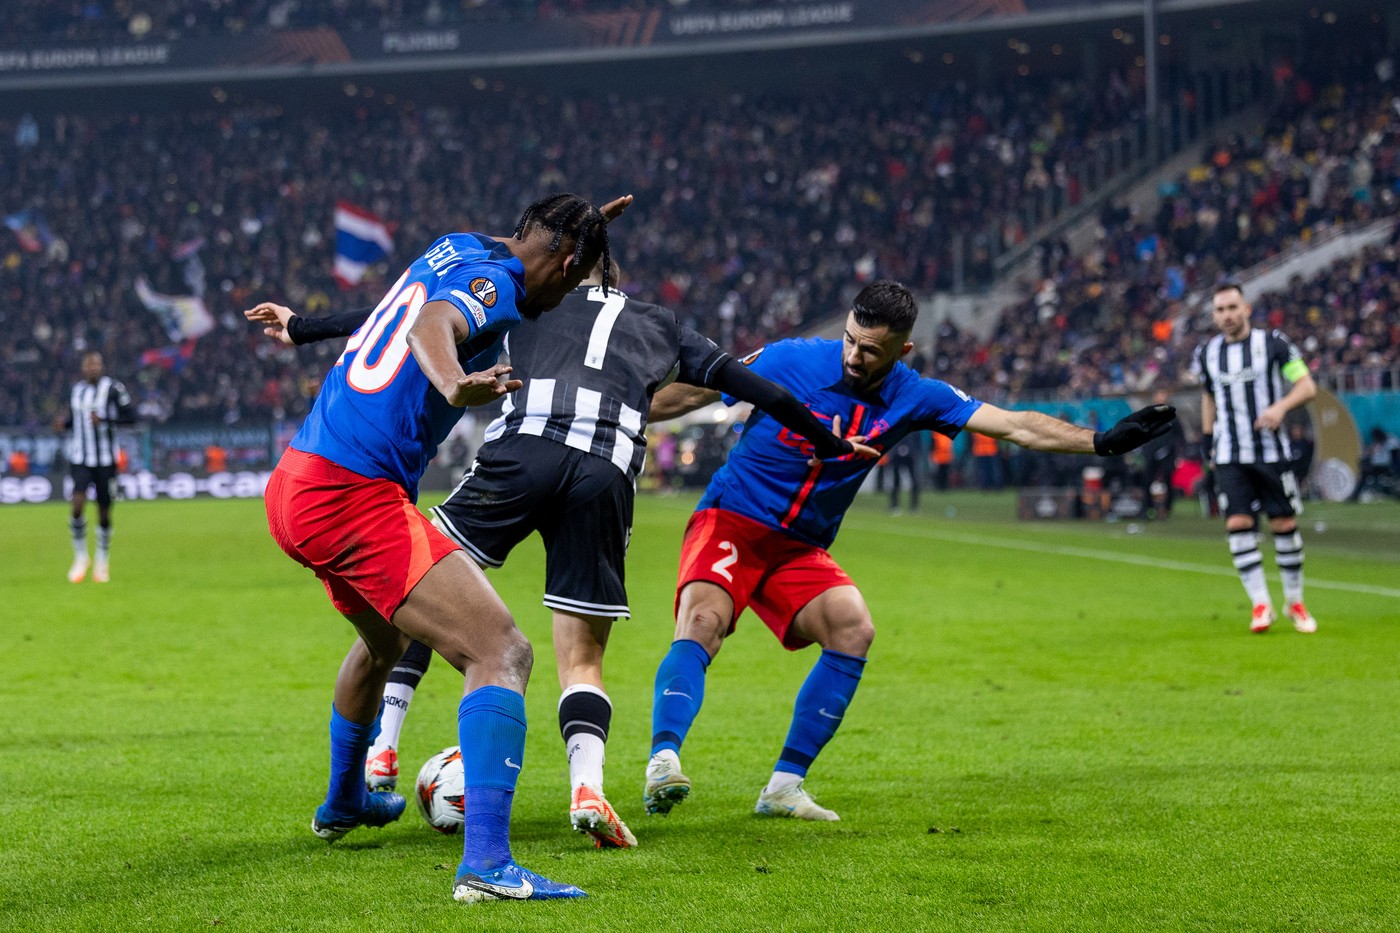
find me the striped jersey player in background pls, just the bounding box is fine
[250,256,869,849]
[1195,282,1319,634]
[58,351,134,583]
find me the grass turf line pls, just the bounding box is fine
[3,491,1397,931]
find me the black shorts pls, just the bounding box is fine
[429,433,634,618]
[70,464,117,507]
[1215,462,1301,519]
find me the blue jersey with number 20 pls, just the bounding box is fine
[291,233,525,497]
[698,338,983,549]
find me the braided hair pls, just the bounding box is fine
[513,193,614,293]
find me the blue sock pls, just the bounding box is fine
[323,705,380,818]
[650,639,711,755]
[457,686,526,874]
[774,649,867,777]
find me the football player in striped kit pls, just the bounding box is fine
[248,256,866,850]
[58,351,134,583]
[1195,282,1319,634]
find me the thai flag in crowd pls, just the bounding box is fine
[333,201,394,288]
[134,277,215,342]
[139,340,197,373]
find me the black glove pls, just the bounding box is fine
[1093,404,1177,456]
[1200,432,1214,467]
[810,434,855,460]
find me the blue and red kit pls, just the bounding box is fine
[291,232,526,498]
[697,337,983,549]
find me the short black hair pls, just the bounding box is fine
[513,193,614,292]
[1214,280,1245,298]
[851,280,918,334]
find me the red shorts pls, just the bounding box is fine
[676,508,855,650]
[265,448,459,620]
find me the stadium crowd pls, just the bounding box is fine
[0,45,1394,490]
[935,77,1400,404]
[0,73,1145,428]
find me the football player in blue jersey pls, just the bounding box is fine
[643,280,1176,820]
[260,192,629,904]
[250,254,875,851]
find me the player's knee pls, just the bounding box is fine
[497,626,534,682]
[824,613,874,656]
[1224,515,1256,532]
[677,605,729,652]
[368,632,411,671]
[1268,516,1297,534]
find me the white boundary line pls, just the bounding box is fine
[840,518,1400,600]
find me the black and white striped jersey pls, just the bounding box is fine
[67,377,134,468]
[484,286,729,479]
[1194,328,1303,465]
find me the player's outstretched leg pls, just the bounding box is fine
[452,687,586,902]
[645,639,711,815]
[560,684,635,848]
[311,704,407,841]
[366,639,433,791]
[755,649,865,822]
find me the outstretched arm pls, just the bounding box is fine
[966,403,1176,456]
[650,382,721,422]
[709,358,868,459]
[244,302,371,346]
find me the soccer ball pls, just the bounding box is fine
[414,746,465,834]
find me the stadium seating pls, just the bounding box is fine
[0,74,1149,426]
[939,79,1400,403]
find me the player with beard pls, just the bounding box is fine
[250,257,871,849]
[642,280,1177,820]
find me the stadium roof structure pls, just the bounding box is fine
[0,0,1332,92]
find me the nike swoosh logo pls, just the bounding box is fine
[504,758,522,770]
[662,689,692,699]
[817,708,842,720]
[463,876,533,900]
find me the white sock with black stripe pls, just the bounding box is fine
[69,516,87,558]
[559,684,610,791]
[1273,530,1304,605]
[1228,530,1271,606]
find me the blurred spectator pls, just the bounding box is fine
[1355,425,1400,499]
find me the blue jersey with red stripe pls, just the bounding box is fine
[291,232,525,498]
[697,338,983,548]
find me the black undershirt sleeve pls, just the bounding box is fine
[287,307,373,345]
[709,357,853,460]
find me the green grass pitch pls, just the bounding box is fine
[4,490,1399,932]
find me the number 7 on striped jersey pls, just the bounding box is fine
[584,289,626,370]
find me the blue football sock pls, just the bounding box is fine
[774,649,867,777]
[650,639,711,755]
[457,686,526,873]
[323,704,380,818]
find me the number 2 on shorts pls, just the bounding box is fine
[710,540,738,582]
